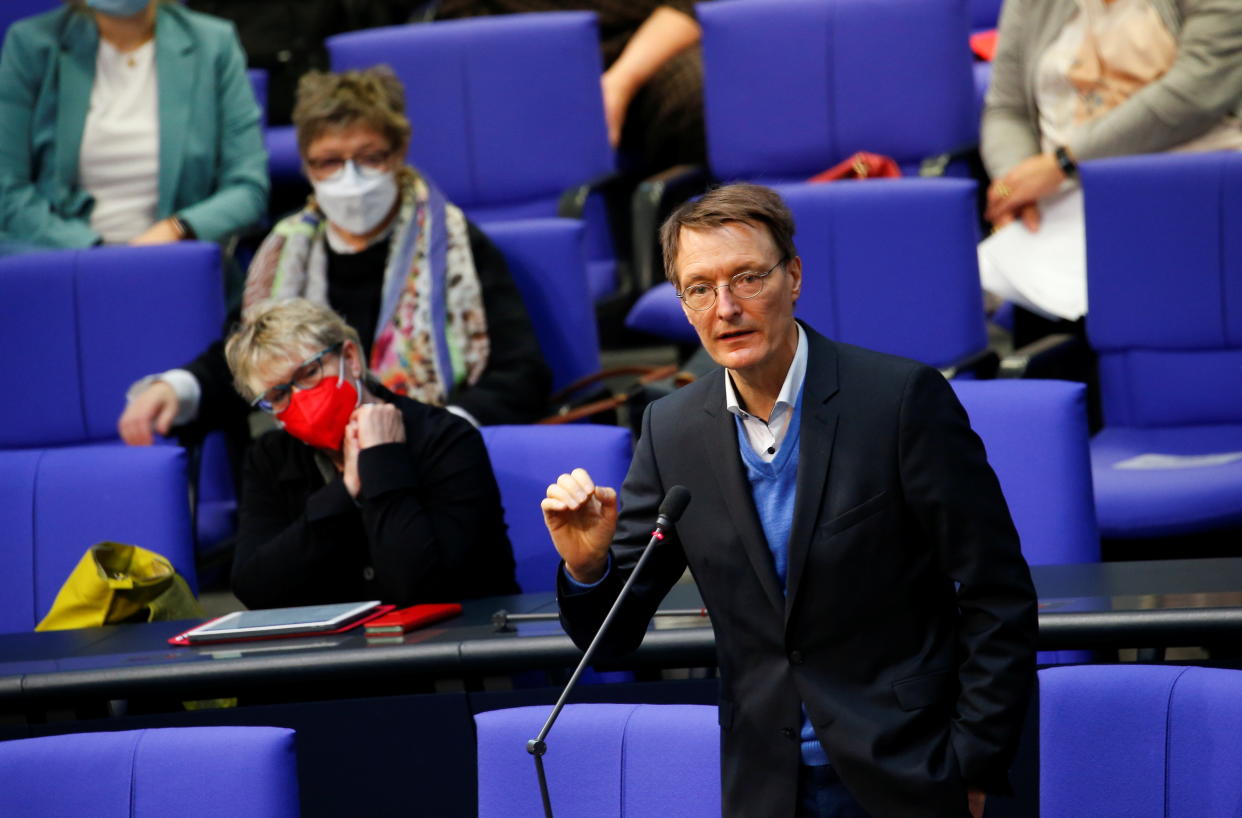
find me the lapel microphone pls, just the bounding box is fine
[526,485,692,818]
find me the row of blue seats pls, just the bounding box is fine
[2,663,1235,816]
[5,149,1242,631]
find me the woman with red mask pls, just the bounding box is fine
[223,298,519,609]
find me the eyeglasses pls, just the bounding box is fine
[304,149,395,180]
[251,343,344,414]
[676,257,787,311]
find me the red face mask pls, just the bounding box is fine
[276,373,359,451]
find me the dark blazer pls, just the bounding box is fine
[232,385,519,609]
[559,326,1038,818]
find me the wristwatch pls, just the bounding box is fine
[1054,146,1078,179]
[170,215,196,240]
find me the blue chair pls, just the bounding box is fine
[1039,665,1242,818]
[0,243,232,553]
[476,703,719,818]
[0,445,195,633]
[951,381,1099,567]
[628,179,990,374]
[953,380,1099,665]
[625,0,979,304]
[699,0,975,185]
[480,424,632,594]
[0,727,300,817]
[326,13,622,304]
[479,219,600,394]
[1082,152,1242,540]
[0,0,55,46]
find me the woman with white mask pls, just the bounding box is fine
[119,68,550,484]
[0,0,268,251]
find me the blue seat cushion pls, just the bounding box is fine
[1091,425,1242,538]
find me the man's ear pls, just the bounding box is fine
[788,256,803,302]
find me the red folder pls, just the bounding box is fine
[363,603,462,635]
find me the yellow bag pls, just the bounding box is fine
[36,542,203,631]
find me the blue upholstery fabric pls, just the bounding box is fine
[480,424,631,593]
[0,444,195,632]
[476,703,719,818]
[326,13,619,301]
[478,218,600,392]
[0,243,225,448]
[951,381,1098,567]
[0,727,300,817]
[699,0,976,183]
[0,0,56,47]
[953,380,1098,665]
[627,179,988,368]
[1083,152,1242,537]
[1039,665,1242,818]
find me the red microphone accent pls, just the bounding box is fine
[652,530,665,540]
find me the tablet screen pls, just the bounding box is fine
[183,601,382,643]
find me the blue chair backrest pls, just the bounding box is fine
[326,13,612,213]
[477,703,719,818]
[1084,152,1242,428]
[478,218,600,392]
[0,0,56,46]
[0,445,195,632]
[480,424,631,593]
[1040,665,1242,818]
[952,380,1099,566]
[0,243,225,447]
[699,0,976,182]
[777,179,987,370]
[0,727,300,817]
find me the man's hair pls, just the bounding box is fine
[225,298,365,401]
[292,67,412,160]
[659,183,797,287]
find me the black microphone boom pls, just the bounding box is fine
[526,485,692,818]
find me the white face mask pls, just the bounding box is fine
[312,161,399,236]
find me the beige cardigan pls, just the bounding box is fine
[980,0,1242,178]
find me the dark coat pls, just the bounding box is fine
[232,386,518,609]
[559,326,1037,818]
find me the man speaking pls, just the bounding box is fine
[542,184,1037,818]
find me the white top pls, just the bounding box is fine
[78,38,160,244]
[724,324,808,463]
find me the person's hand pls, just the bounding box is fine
[985,153,1064,226]
[968,788,986,818]
[341,417,361,498]
[541,468,618,583]
[128,218,183,246]
[117,381,180,445]
[352,403,406,449]
[990,202,1041,233]
[600,69,636,149]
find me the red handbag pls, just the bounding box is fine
[808,151,901,182]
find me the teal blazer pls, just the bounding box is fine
[0,4,269,248]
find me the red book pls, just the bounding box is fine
[364,603,462,635]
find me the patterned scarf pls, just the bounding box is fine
[242,172,490,407]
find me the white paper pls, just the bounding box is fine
[1113,452,1242,470]
[978,186,1086,321]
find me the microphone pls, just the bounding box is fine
[526,485,692,818]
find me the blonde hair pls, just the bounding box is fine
[292,67,412,159]
[225,298,365,401]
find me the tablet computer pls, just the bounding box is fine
[178,600,383,644]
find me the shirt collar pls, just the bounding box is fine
[724,323,808,421]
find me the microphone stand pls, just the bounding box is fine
[526,487,690,818]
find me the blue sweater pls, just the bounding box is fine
[734,391,828,766]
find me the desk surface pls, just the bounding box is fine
[3,557,1242,706]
